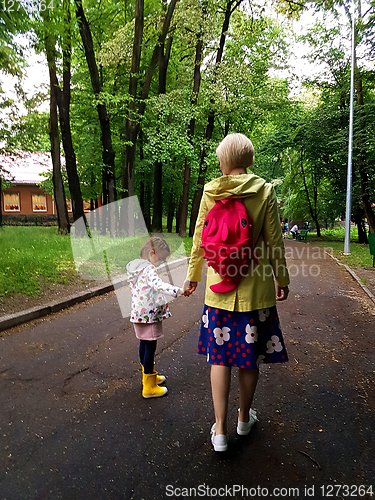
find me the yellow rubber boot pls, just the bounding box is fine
[142,372,168,398]
[141,365,166,385]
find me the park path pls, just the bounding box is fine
[0,240,374,500]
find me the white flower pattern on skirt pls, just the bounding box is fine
[198,305,288,369]
[266,335,283,353]
[258,308,270,322]
[213,327,230,346]
[202,311,209,328]
[245,324,258,343]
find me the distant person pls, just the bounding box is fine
[291,224,299,239]
[126,237,184,399]
[184,133,290,452]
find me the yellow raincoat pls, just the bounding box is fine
[187,173,290,312]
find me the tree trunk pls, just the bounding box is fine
[125,0,178,197]
[354,206,368,244]
[75,0,116,206]
[152,35,173,232]
[124,0,144,198]
[300,151,321,237]
[188,0,243,237]
[167,190,175,233]
[42,12,70,234]
[178,25,204,238]
[138,129,150,230]
[354,47,375,234]
[50,87,70,234]
[58,0,86,227]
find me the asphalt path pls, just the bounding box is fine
[0,240,374,500]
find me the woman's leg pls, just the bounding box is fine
[211,365,231,435]
[142,340,157,374]
[238,368,259,423]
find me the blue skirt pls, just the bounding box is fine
[197,305,288,369]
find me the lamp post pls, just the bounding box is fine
[287,154,291,235]
[344,4,355,255]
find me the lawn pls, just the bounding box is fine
[1,224,372,298]
[0,225,193,297]
[0,226,76,297]
[287,226,374,268]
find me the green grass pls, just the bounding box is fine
[0,225,193,297]
[4,223,370,299]
[290,226,374,268]
[0,226,76,296]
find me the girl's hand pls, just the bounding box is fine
[182,279,190,293]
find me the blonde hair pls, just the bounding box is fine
[216,133,254,174]
[140,236,170,260]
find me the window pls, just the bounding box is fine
[32,194,47,212]
[66,200,91,212]
[3,192,20,212]
[83,200,91,211]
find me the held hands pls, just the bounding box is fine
[276,285,289,301]
[181,282,288,300]
[182,280,197,297]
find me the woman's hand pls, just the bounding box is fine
[184,281,198,296]
[276,285,289,301]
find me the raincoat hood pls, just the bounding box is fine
[204,173,266,200]
[126,259,150,284]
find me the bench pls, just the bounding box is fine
[296,229,308,241]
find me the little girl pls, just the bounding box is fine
[126,236,184,398]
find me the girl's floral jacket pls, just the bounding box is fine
[126,259,180,323]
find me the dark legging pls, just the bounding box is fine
[139,340,157,374]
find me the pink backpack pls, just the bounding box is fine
[200,197,257,293]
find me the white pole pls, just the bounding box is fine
[288,155,291,235]
[344,5,355,255]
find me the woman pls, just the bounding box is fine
[185,133,290,452]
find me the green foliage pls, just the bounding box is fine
[7,110,50,151]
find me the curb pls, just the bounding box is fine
[0,257,189,333]
[0,282,115,333]
[291,239,375,306]
[327,253,375,306]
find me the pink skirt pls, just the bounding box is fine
[133,321,163,341]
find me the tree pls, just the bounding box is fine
[124,0,179,200]
[42,11,70,234]
[353,0,375,234]
[57,0,86,226]
[75,0,117,207]
[188,0,244,236]
[178,0,206,237]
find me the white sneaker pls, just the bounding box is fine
[237,408,258,435]
[210,423,228,452]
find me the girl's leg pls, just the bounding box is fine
[143,340,157,374]
[238,368,259,423]
[211,364,231,435]
[139,340,146,366]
